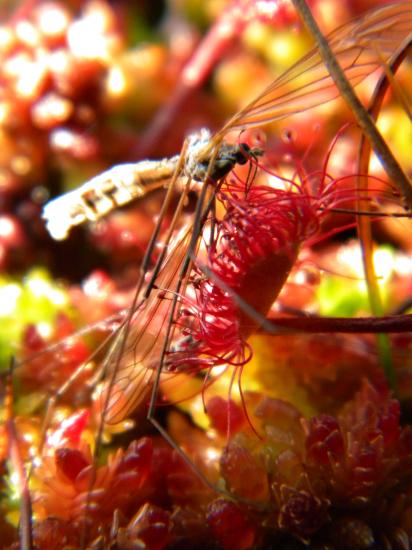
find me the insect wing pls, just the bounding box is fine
[96,225,193,429]
[216,1,412,137]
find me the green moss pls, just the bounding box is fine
[317,275,370,317]
[0,268,70,369]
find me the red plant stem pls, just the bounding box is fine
[265,313,412,333]
[137,0,286,157]
[8,0,38,24]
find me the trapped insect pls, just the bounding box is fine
[5,1,412,548]
[38,0,412,427]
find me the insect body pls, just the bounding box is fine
[43,159,179,241]
[93,179,306,429]
[43,129,257,240]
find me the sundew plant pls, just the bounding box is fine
[1,1,412,549]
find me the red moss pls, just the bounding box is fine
[207,499,256,550]
[329,517,375,549]
[278,487,329,540]
[55,447,90,482]
[211,380,412,545]
[34,433,157,528]
[116,503,171,550]
[221,440,270,502]
[305,415,345,465]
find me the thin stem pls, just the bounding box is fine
[290,0,412,210]
[5,359,33,550]
[264,313,412,334]
[356,38,412,391]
